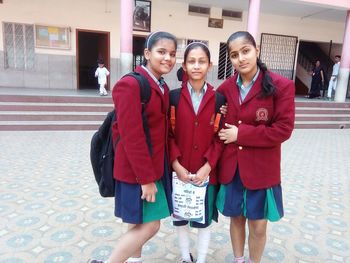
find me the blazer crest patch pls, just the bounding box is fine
[256,108,268,121]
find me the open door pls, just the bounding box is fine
[76,29,110,90]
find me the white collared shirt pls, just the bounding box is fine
[187,82,207,114]
[142,65,164,94]
[236,68,260,104]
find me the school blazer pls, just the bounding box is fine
[112,66,169,185]
[168,82,224,185]
[217,71,295,189]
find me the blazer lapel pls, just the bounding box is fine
[240,72,263,105]
[181,83,195,115]
[197,85,215,115]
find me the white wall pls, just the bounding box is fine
[0,0,347,62]
[0,0,121,57]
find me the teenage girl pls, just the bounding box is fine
[88,31,177,263]
[169,42,224,263]
[216,31,295,263]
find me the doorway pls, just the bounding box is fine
[133,36,146,69]
[76,29,110,90]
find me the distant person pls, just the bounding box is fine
[306,60,325,99]
[327,55,341,100]
[95,59,110,96]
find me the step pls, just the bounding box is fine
[0,94,113,104]
[294,121,350,129]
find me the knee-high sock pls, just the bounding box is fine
[196,227,211,263]
[176,225,191,261]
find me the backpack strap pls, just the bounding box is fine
[169,88,181,133]
[122,72,153,155]
[213,92,226,133]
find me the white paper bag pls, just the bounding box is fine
[172,171,208,224]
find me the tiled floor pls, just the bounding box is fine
[0,129,349,263]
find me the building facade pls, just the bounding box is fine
[0,0,349,99]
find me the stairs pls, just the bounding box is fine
[0,94,349,131]
[295,99,350,129]
[0,94,113,131]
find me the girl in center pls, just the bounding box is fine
[169,42,225,263]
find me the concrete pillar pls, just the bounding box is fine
[247,0,261,41]
[335,10,350,102]
[119,0,134,78]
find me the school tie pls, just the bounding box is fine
[158,77,165,94]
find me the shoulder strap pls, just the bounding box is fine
[215,92,226,113]
[123,72,151,104]
[122,71,153,155]
[213,92,227,133]
[169,88,182,133]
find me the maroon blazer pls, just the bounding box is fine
[168,82,224,185]
[217,71,295,189]
[112,66,169,185]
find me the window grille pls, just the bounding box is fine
[218,42,232,80]
[259,33,298,79]
[3,22,35,70]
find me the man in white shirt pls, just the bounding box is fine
[327,55,341,100]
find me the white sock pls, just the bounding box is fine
[234,256,245,263]
[125,257,143,262]
[196,227,211,263]
[176,225,191,261]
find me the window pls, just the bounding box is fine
[3,22,35,70]
[176,38,208,59]
[188,5,210,16]
[218,42,232,80]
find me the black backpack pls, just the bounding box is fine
[90,72,152,197]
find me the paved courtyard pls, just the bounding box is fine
[0,129,349,263]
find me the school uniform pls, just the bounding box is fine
[216,70,295,221]
[111,65,171,224]
[169,81,223,228]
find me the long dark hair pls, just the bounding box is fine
[142,31,177,66]
[227,31,275,97]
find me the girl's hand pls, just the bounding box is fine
[141,182,158,202]
[193,162,211,186]
[220,103,228,116]
[218,123,238,144]
[172,159,191,183]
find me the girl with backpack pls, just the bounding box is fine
[169,42,225,263]
[88,31,177,263]
[216,31,295,263]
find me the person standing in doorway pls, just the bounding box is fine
[327,55,341,100]
[307,60,325,99]
[216,31,295,263]
[95,58,110,96]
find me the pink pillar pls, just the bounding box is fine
[335,10,350,102]
[119,0,134,77]
[247,0,261,41]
